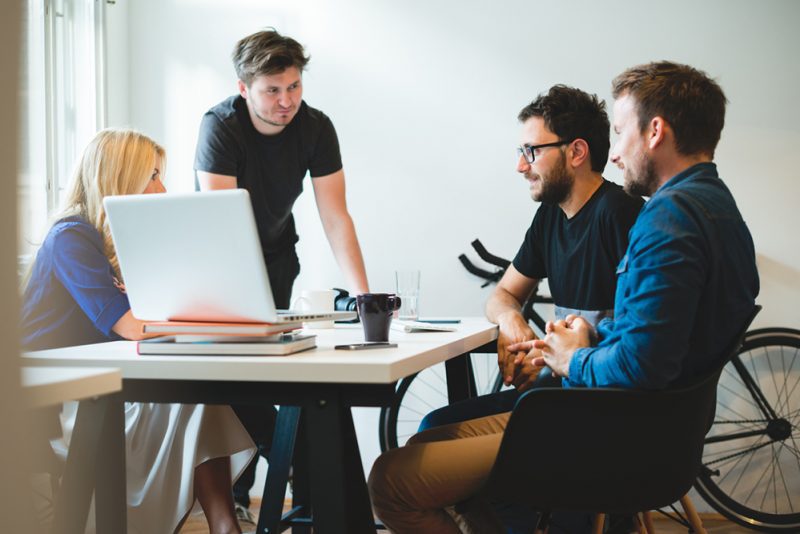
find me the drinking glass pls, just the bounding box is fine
[395,270,420,321]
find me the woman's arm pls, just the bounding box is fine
[112,310,159,341]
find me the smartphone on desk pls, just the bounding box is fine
[335,342,398,350]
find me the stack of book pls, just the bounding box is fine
[137,320,316,356]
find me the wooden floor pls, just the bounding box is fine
[179,501,757,533]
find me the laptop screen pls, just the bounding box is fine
[104,189,281,322]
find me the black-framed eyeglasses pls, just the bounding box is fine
[516,140,573,164]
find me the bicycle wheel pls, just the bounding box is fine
[378,352,510,451]
[695,328,800,532]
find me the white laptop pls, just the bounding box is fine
[103,189,356,324]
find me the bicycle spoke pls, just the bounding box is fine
[748,351,762,393]
[773,442,795,513]
[766,444,775,513]
[766,348,780,411]
[411,374,449,402]
[714,435,768,484]
[742,442,773,506]
[723,363,746,387]
[400,389,439,414]
[784,433,800,460]
[398,403,430,418]
[789,434,800,478]
[705,437,772,461]
[776,351,800,415]
[404,378,446,405]
[430,366,448,389]
[775,347,791,416]
[773,346,798,416]
[713,447,755,484]
[717,381,760,413]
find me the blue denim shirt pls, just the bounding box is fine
[567,163,759,389]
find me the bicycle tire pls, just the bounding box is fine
[694,327,800,532]
[378,353,508,451]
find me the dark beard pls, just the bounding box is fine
[255,110,289,127]
[624,153,659,197]
[536,152,574,205]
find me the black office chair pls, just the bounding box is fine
[472,306,761,534]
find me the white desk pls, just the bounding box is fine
[24,318,498,534]
[23,366,126,534]
[24,319,496,383]
[22,366,121,408]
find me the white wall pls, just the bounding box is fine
[107,0,800,507]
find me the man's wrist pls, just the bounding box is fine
[496,309,525,330]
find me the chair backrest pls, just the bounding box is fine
[478,305,761,514]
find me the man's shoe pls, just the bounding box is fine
[235,502,257,526]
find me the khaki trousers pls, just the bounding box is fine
[368,411,510,534]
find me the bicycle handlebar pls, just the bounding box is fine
[458,254,501,288]
[460,239,554,305]
[471,239,511,269]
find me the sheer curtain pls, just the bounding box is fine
[19,0,107,257]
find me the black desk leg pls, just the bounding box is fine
[94,393,127,533]
[305,394,376,534]
[257,405,301,534]
[53,398,107,534]
[290,418,312,534]
[445,352,475,403]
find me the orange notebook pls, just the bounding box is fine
[142,321,302,336]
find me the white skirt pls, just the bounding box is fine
[54,401,256,534]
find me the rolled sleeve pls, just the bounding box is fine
[51,224,131,337]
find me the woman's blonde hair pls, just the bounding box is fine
[54,128,165,279]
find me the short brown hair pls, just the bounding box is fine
[518,85,610,173]
[612,61,727,158]
[232,29,309,86]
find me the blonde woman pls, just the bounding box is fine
[21,129,255,534]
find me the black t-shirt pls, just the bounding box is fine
[513,180,643,316]
[194,96,343,258]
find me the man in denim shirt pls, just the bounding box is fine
[519,61,759,389]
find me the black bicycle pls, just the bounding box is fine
[377,240,800,532]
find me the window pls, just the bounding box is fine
[19,0,107,254]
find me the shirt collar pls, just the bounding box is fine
[652,161,718,200]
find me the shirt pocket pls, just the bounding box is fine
[614,253,632,311]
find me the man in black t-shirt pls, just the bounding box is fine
[420,86,643,432]
[491,88,642,395]
[194,29,370,521]
[195,30,369,304]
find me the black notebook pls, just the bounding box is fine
[137,334,317,356]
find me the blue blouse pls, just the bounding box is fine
[21,216,131,351]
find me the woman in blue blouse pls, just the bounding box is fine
[22,129,255,534]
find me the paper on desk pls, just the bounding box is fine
[391,321,458,333]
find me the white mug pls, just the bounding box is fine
[292,289,336,329]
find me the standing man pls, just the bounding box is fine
[194,29,370,521]
[368,62,758,534]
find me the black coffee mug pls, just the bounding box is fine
[356,293,402,342]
